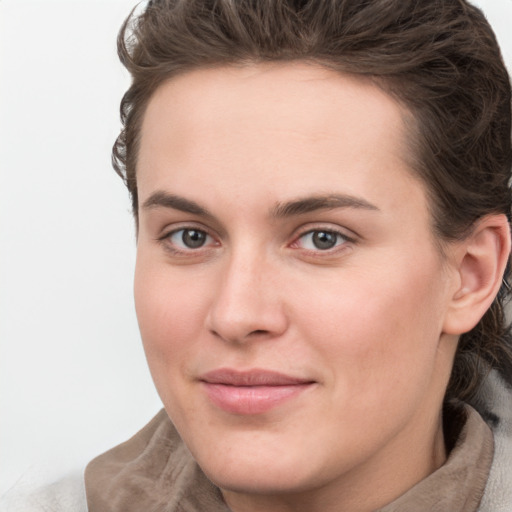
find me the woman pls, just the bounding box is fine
[5,0,512,510]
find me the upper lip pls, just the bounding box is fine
[199,368,314,386]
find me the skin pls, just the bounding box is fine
[134,63,466,512]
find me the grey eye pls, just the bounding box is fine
[312,231,338,250]
[298,230,346,250]
[170,229,210,249]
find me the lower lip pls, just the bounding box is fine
[202,382,312,415]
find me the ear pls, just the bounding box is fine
[443,214,511,335]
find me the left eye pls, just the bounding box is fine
[296,230,347,250]
[168,228,213,249]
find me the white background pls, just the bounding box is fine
[1,0,511,498]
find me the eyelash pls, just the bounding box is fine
[157,225,356,256]
[291,228,355,252]
[158,226,218,255]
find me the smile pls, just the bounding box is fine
[199,369,316,415]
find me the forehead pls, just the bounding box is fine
[140,63,410,163]
[137,62,427,226]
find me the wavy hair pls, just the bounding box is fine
[113,0,512,401]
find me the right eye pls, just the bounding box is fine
[166,228,215,250]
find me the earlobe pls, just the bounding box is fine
[443,214,511,335]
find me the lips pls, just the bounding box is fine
[199,369,315,415]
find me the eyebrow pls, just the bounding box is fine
[142,191,214,218]
[271,194,380,218]
[141,191,379,218]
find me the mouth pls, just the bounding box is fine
[199,368,316,415]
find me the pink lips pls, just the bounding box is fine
[200,369,314,415]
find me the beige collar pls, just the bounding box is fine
[85,405,493,512]
[378,405,493,512]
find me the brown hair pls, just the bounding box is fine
[113,0,512,401]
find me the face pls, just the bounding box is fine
[135,63,460,509]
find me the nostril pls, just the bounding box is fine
[249,329,269,336]
[209,328,272,343]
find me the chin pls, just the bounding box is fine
[188,432,329,496]
[203,460,316,496]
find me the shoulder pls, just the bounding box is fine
[0,472,87,512]
[470,370,512,511]
[84,409,229,512]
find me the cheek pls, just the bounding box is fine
[134,257,207,372]
[298,258,449,398]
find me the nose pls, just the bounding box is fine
[206,249,288,344]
